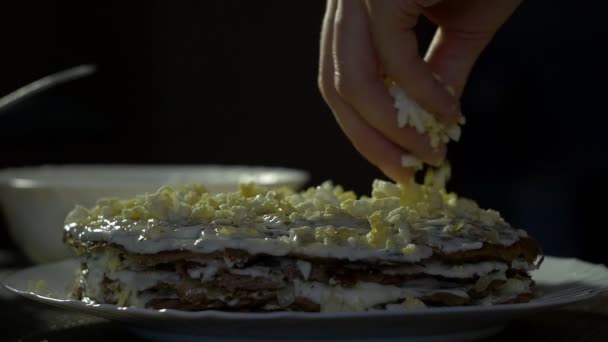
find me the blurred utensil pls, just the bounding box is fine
[0,64,97,114]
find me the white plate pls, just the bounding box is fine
[2,256,607,342]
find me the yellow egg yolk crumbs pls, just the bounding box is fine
[65,165,508,254]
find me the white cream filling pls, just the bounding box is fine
[76,229,437,262]
[69,210,523,263]
[296,260,312,280]
[79,248,531,310]
[81,252,115,301]
[477,278,532,305]
[293,280,470,312]
[382,261,509,279]
[106,270,181,291]
[292,272,530,312]
[511,258,538,271]
[472,271,507,293]
[228,266,285,284]
[187,261,222,281]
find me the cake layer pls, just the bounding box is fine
[74,246,536,312]
[66,237,541,268]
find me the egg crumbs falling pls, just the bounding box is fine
[385,79,465,171]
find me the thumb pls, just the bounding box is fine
[423,0,522,97]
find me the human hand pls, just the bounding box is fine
[318,0,522,183]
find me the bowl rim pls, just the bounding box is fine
[0,164,310,189]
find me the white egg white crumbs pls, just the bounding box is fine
[387,80,465,169]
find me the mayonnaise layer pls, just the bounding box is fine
[77,248,534,310]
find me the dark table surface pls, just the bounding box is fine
[3,297,608,342]
[2,250,608,342]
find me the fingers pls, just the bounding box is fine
[424,28,488,98]
[333,0,446,166]
[319,0,521,183]
[423,0,523,96]
[331,93,417,183]
[363,0,461,126]
[319,0,416,182]
[318,0,338,103]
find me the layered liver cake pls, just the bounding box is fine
[64,169,542,312]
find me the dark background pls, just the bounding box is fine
[1,1,606,264]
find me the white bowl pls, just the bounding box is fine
[0,165,309,263]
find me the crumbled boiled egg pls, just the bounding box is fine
[116,286,131,307]
[288,226,315,245]
[388,81,464,149]
[65,166,505,255]
[387,80,465,172]
[402,243,418,255]
[315,226,359,246]
[401,297,426,309]
[217,226,260,237]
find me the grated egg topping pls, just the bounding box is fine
[387,80,465,170]
[387,82,464,149]
[65,166,526,260]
